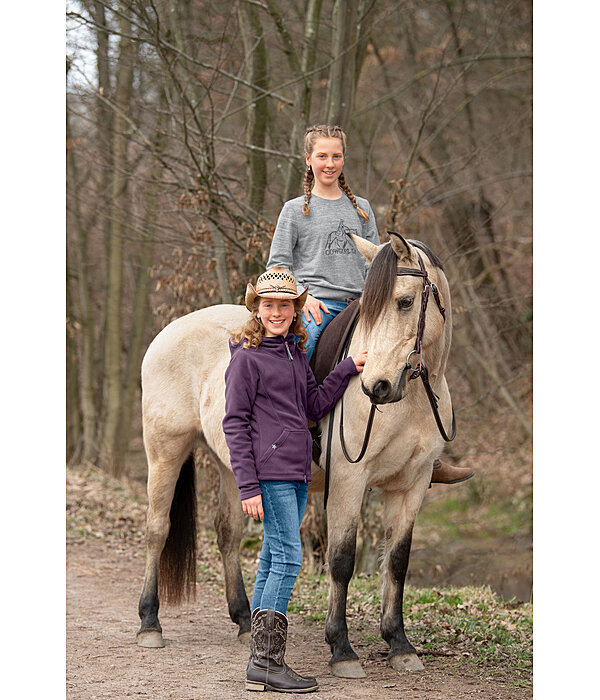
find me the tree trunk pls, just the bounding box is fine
[325,0,359,129]
[238,0,269,214]
[66,103,97,463]
[98,6,134,475]
[119,95,167,457]
[66,263,81,463]
[166,0,232,303]
[92,0,113,217]
[91,0,114,426]
[282,0,323,202]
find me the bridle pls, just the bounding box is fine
[323,250,456,509]
[395,251,456,442]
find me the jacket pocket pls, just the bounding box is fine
[258,429,312,480]
[258,429,291,466]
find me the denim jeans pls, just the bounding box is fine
[251,480,309,614]
[303,298,348,361]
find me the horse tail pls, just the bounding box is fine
[158,453,197,605]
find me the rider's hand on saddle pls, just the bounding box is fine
[302,294,330,325]
[242,494,264,522]
[352,350,368,373]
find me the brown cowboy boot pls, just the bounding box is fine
[246,609,318,693]
[430,458,474,485]
[248,608,316,687]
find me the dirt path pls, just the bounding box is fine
[66,537,531,700]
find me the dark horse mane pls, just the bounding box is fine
[361,238,444,332]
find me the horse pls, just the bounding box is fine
[136,231,454,679]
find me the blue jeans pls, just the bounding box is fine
[251,481,309,614]
[303,298,348,361]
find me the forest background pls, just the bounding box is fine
[65,0,533,576]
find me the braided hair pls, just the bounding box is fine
[302,166,314,215]
[302,124,369,222]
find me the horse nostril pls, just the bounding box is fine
[372,379,391,400]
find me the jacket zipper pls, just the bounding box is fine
[286,340,307,482]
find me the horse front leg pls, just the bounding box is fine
[325,475,367,678]
[212,458,251,642]
[379,486,427,671]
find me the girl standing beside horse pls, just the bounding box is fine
[222,267,367,693]
[267,124,473,486]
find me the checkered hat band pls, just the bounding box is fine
[258,286,296,295]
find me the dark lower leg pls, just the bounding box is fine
[380,528,417,658]
[325,534,359,664]
[214,479,251,635]
[138,565,161,634]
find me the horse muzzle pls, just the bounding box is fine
[361,374,406,405]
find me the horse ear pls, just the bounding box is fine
[346,232,383,264]
[388,231,417,265]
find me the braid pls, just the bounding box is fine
[302,166,314,215]
[338,171,369,222]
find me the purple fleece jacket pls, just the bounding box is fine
[222,333,358,500]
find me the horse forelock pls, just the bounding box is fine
[360,243,398,332]
[360,239,446,333]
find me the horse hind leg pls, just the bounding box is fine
[137,432,197,648]
[205,445,251,642]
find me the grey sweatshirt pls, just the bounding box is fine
[267,193,380,301]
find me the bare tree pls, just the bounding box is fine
[66,0,532,481]
[97,3,135,475]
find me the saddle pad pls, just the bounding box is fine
[309,299,361,385]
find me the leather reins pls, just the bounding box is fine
[323,251,456,510]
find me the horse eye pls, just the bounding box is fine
[398,295,414,310]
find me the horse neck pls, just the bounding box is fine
[428,272,452,384]
[425,321,450,384]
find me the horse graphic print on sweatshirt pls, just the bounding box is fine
[325,220,358,256]
[267,192,380,302]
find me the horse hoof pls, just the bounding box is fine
[136,630,165,648]
[330,660,367,678]
[389,653,424,672]
[238,631,251,645]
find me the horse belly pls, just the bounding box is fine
[198,361,231,466]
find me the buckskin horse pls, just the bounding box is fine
[136,232,455,678]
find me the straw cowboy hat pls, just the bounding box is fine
[245,267,309,311]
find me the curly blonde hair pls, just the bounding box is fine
[230,300,309,352]
[302,124,369,223]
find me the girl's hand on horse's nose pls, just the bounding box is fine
[242,494,264,522]
[302,294,329,325]
[352,350,368,372]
